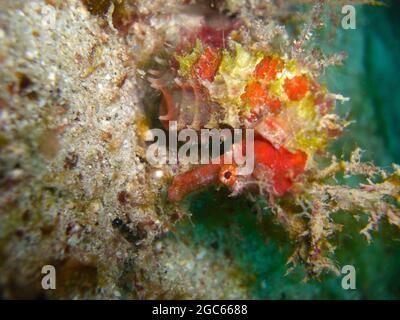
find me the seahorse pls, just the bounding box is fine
[148,23,341,201]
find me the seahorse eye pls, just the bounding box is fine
[219,164,238,187]
[224,171,232,180]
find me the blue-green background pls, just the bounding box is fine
[175,2,400,299]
